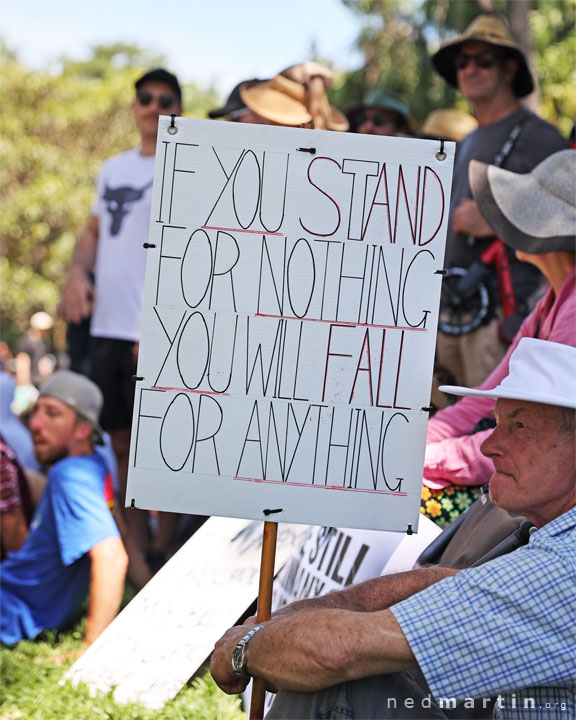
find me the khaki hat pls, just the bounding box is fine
[40,370,104,444]
[431,14,534,97]
[469,150,576,255]
[420,108,478,142]
[240,66,349,131]
[30,311,53,331]
[440,338,576,409]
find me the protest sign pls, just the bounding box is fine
[273,515,442,609]
[126,118,454,532]
[63,516,309,709]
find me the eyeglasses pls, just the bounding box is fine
[356,112,395,128]
[455,52,504,71]
[136,91,177,109]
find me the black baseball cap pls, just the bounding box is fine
[208,79,265,118]
[135,68,182,101]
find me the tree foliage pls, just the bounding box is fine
[1,9,572,348]
[0,44,219,348]
[332,0,575,134]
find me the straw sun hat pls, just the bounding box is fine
[431,14,534,98]
[469,150,576,255]
[239,63,349,131]
[420,109,478,142]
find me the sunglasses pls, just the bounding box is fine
[356,112,395,128]
[136,90,177,109]
[455,52,504,71]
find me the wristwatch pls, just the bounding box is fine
[231,624,265,677]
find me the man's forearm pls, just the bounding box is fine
[273,566,457,619]
[84,537,128,644]
[1,506,29,553]
[212,607,417,695]
[252,609,417,691]
[69,215,99,274]
[58,215,99,323]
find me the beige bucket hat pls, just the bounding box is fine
[431,14,534,97]
[420,108,478,142]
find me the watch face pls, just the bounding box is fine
[232,643,247,675]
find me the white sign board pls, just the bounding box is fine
[63,516,309,709]
[127,118,454,532]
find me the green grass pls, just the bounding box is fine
[0,617,246,720]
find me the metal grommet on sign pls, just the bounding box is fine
[435,138,446,161]
[167,113,178,135]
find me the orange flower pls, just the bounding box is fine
[421,486,431,501]
[425,499,443,518]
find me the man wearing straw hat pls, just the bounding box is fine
[211,336,575,719]
[431,14,568,388]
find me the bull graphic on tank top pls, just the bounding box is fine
[103,180,153,236]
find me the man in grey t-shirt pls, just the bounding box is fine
[430,14,568,387]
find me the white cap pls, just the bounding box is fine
[439,338,576,409]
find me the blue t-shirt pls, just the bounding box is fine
[0,453,120,645]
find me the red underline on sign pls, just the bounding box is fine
[235,476,407,496]
[255,313,427,332]
[151,386,230,396]
[202,225,284,236]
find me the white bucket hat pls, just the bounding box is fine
[469,150,576,254]
[440,337,576,409]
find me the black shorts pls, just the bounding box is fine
[89,338,137,432]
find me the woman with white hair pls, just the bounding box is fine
[423,149,576,510]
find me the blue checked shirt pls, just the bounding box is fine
[391,506,576,720]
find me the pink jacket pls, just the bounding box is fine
[424,268,576,489]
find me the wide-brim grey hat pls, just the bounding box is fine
[440,337,576,409]
[469,150,576,254]
[431,14,534,98]
[40,370,105,444]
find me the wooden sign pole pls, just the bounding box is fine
[249,520,278,719]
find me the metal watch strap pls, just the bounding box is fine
[231,624,265,677]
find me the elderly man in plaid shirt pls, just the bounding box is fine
[211,337,575,719]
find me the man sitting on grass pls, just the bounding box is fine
[1,371,128,647]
